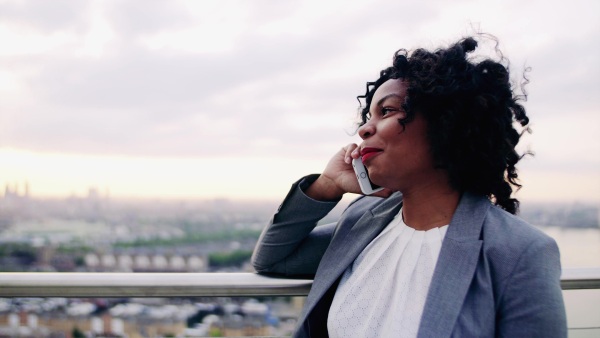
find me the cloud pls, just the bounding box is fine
[0,0,598,172]
[0,1,382,158]
[521,27,600,113]
[0,0,89,32]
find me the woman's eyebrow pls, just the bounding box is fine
[376,94,403,107]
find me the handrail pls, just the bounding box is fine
[0,272,312,297]
[560,267,600,290]
[0,267,598,298]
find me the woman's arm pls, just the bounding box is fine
[252,144,392,277]
[251,174,340,277]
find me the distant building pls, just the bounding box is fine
[84,252,208,272]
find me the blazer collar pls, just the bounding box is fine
[417,192,489,337]
[322,191,404,272]
[300,192,403,322]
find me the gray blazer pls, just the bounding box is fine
[252,175,567,337]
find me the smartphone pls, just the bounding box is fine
[352,158,384,195]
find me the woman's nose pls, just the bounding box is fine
[358,121,375,139]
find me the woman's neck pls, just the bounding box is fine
[400,179,460,231]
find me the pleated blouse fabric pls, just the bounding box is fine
[328,209,448,338]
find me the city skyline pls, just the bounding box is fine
[1,0,598,203]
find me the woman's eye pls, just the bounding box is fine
[381,107,395,116]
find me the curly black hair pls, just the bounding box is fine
[357,36,530,214]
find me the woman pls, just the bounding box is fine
[252,36,567,337]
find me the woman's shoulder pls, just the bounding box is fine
[483,204,553,245]
[481,204,560,276]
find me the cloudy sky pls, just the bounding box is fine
[0,0,598,202]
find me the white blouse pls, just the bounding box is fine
[327,209,448,338]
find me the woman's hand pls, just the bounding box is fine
[305,144,392,201]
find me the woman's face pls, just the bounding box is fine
[357,78,437,192]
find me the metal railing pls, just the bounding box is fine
[0,267,598,298]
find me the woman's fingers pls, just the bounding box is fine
[343,143,359,164]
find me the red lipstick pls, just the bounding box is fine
[360,147,382,163]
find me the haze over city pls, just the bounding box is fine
[1,0,598,203]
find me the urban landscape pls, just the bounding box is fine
[0,183,308,337]
[0,183,598,337]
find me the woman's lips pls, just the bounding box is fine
[360,147,382,163]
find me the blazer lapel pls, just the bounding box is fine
[300,193,403,320]
[418,192,489,337]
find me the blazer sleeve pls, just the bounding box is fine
[496,235,567,337]
[251,175,340,277]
